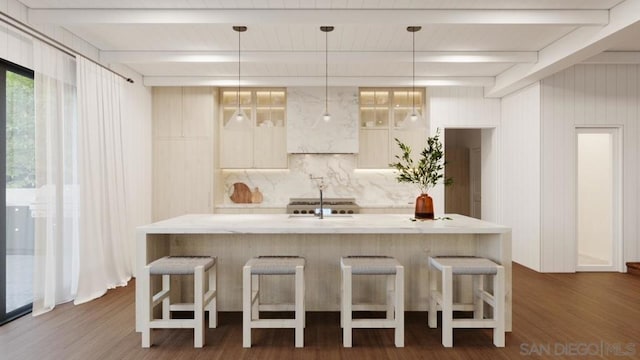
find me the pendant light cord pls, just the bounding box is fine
[412,29,415,113]
[320,26,333,116]
[325,28,329,113]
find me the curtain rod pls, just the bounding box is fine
[0,11,134,84]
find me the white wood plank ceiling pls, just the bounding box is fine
[18,0,640,96]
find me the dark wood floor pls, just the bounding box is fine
[2,263,639,359]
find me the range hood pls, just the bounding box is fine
[286,87,359,154]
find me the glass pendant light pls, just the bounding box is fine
[227,26,251,128]
[404,26,422,125]
[321,26,334,122]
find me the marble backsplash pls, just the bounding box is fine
[221,154,418,208]
[286,87,359,154]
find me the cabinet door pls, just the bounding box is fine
[254,127,287,168]
[358,129,389,168]
[220,128,254,168]
[391,128,428,164]
[153,139,186,220]
[184,138,213,213]
[153,87,183,138]
[182,87,213,137]
[153,138,213,220]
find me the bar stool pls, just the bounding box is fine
[141,256,217,348]
[428,256,505,347]
[243,256,305,348]
[340,256,404,348]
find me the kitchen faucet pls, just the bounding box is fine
[309,175,327,219]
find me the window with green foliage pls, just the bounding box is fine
[5,71,35,189]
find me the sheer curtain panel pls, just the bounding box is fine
[74,57,131,304]
[32,42,79,316]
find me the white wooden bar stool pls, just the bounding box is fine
[243,256,305,348]
[340,256,404,348]
[141,256,217,348]
[428,256,505,347]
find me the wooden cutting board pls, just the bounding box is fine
[230,182,252,203]
[251,187,263,204]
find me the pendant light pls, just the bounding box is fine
[227,26,250,127]
[320,26,334,122]
[405,26,422,124]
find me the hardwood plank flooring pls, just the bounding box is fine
[1,263,639,359]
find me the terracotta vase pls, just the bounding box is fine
[415,193,434,220]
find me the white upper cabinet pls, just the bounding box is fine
[358,87,428,169]
[219,88,288,169]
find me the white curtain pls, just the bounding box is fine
[74,57,131,304]
[32,46,135,313]
[32,42,79,315]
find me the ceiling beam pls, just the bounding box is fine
[100,50,537,64]
[28,9,608,25]
[143,76,494,87]
[485,0,640,97]
[582,51,640,64]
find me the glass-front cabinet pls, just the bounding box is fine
[358,87,428,169]
[360,89,389,128]
[219,88,287,169]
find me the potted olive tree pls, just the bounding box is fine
[389,129,451,219]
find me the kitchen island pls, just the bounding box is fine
[135,213,511,332]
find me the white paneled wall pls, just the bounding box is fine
[430,87,501,128]
[540,64,640,272]
[501,83,541,271]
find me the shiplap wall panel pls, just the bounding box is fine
[501,82,541,271]
[430,87,500,128]
[540,64,640,272]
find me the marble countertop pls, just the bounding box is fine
[138,213,509,235]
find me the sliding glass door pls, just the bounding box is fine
[1,59,35,324]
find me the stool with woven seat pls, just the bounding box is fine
[428,256,505,347]
[243,256,305,348]
[340,256,404,348]
[141,256,217,348]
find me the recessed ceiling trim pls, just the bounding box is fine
[28,9,609,26]
[143,75,494,87]
[100,50,538,64]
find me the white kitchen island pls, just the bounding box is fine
[135,213,512,332]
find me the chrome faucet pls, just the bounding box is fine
[309,175,327,219]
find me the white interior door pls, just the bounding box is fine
[576,128,621,272]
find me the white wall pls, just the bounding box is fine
[540,64,639,272]
[0,1,33,68]
[121,79,152,269]
[501,83,542,271]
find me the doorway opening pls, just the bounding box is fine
[576,128,621,272]
[444,129,481,219]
